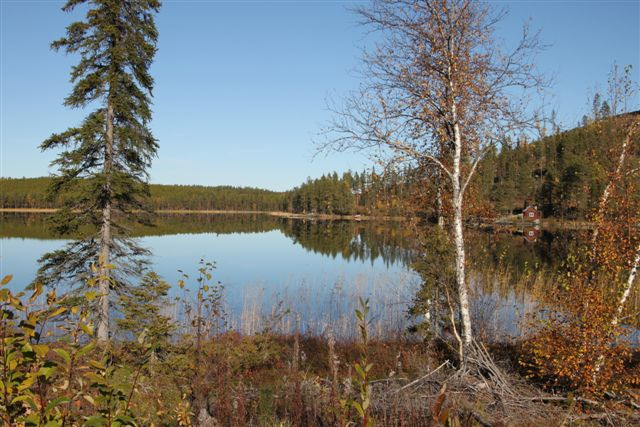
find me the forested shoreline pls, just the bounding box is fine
[0,169,410,216]
[4,112,638,220]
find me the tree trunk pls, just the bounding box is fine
[591,121,638,247]
[436,175,444,228]
[451,118,473,348]
[97,101,114,343]
[593,243,639,378]
[446,19,473,350]
[612,244,640,328]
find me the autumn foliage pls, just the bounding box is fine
[522,114,640,395]
[521,282,638,394]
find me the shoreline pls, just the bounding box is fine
[0,208,598,228]
[0,207,405,221]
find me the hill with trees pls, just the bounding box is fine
[476,110,640,219]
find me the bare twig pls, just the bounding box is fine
[393,360,450,394]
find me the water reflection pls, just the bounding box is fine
[0,213,420,338]
[0,213,578,273]
[0,213,416,267]
[4,212,622,340]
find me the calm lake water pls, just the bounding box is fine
[3,212,634,341]
[1,213,420,336]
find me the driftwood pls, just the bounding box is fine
[525,395,603,408]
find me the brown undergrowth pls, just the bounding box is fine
[111,332,639,426]
[3,271,639,426]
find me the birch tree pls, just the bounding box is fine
[323,0,545,354]
[37,0,161,342]
[591,65,638,246]
[593,66,640,370]
[525,67,639,392]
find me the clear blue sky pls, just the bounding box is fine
[1,0,638,191]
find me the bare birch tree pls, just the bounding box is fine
[321,0,546,354]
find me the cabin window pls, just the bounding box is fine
[528,212,535,217]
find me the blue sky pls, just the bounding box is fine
[1,0,638,191]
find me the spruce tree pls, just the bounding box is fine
[37,0,161,342]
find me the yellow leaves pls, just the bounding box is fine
[83,394,96,406]
[1,274,13,285]
[1,286,24,309]
[54,348,71,365]
[36,365,56,380]
[522,286,635,395]
[48,306,67,319]
[29,282,43,302]
[175,394,195,427]
[137,329,148,345]
[80,323,94,336]
[0,271,143,424]
[18,374,36,392]
[32,344,50,358]
[88,359,105,371]
[46,289,57,305]
[76,342,95,358]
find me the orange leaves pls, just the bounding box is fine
[521,284,637,395]
[521,115,640,396]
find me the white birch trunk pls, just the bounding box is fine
[445,12,473,348]
[593,243,639,377]
[612,244,640,328]
[451,120,473,346]
[436,178,445,228]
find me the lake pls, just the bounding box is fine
[1,213,420,337]
[2,212,634,342]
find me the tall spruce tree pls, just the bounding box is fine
[37,0,161,342]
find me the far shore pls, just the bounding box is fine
[1,208,58,213]
[0,208,600,229]
[0,207,405,221]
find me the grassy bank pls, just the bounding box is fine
[3,271,639,426]
[4,319,638,425]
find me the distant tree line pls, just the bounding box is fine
[151,184,284,211]
[0,177,53,209]
[0,169,414,216]
[0,179,285,212]
[283,169,413,216]
[2,112,638,220]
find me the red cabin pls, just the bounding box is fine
[522,205,541,221]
